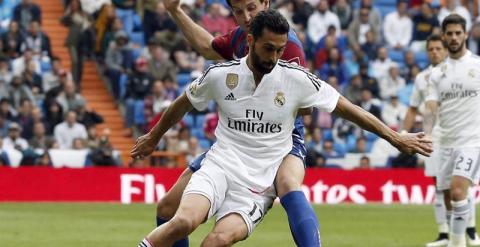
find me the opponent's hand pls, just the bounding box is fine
[163,0,181,12]
[130,133,158,159]
[393,132,433,157]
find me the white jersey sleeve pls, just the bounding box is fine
[185,66,216,111]
[296,71,340,112]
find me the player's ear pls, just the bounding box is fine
[247,34,254,49]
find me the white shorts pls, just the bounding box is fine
[183,159,276,236]
[437,147,480,190]
[423,144,441,177]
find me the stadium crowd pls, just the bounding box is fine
[0,0,479,168]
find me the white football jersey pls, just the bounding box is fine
[186,57,340,192]
[426,50,480,148]
[410,65,440,142]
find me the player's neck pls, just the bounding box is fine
[246,55,264,86]
[449,47,467,60]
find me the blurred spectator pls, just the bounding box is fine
[379,63,405,100]
[44,101,64,135]
[42,56,72,93]
[0,56,12,84]
[61,0,94,85]
[79,0,111,15]
[21,60,43,96]
[3,122,28,151]
[8,75,35,108]
[0,0,18,31]
[101,17,124,58]
[54,110,88,149]
[86,125,99,149]
[0,113,9,137]
[291,0,314,30]
[150,80,172,115]
[360,89,382,120]
[76,104,104,129]
[469,21,480,55]
[332,117,362,144]
[401,50,418,81]
[321,140,341,158]
[148,45,177,81]
[112,0,136,35]
[332,0,352,30]
[13,0,41,31]
[306,151,326,168]
[95,4,116,56]
[359,63,380,98]
[162,76,179,102]
[351,136,368,153]
[438,0,472,32]
[354,0,382,36]
[348,6,380,53]
[56,79,86,114]
[154,20,183,53]
[318,47,348,85]
[391,152,418,168]
[0,138,10,166]
[34,151,52,166]
[172,40,205,75]
[21,21,52,59]
[143,2,173,42]
[201,3,232,35]
[11,48,41,76]
[371,47,394,82]
[29,121,49,150]
[411,3,440,52]
[313,35,336,70]
[186,136,203,163]
[383,0,413,50]
[125,57,154,129]
[0,98,15,121]
[105,30,134,99]
[0,78,8,100]
[307,0,340,44]
[72,137,87,150]
[344,74,363,105]
[2,21,24,59]
[358,156,371,169]
[277,0,296,28]
[381,95,407,131]
[360,30,380,61]
[306,127,323,155]
[13,98,34,140]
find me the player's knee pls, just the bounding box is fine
[276,175,301,197]
[201,232,235,247]
[450,187,467,201]
[169,214,197,236]
[156,197,177,219]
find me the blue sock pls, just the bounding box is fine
[156,216,189,247]
[280,191,321,247]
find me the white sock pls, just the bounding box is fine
[468,187,476,228]
[451,199,470,235]
[435,189,448,233]
[138,238,153,247]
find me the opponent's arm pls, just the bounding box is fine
[164,0,223,60]
[131,93,193,158]
[332,96,432,156]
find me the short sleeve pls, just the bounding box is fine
[185,68,215,111]
[298,72,340,112]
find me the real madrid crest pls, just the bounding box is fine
[274,92,285,107]
[226,73,239,90]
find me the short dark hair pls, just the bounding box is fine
[249,10,289,40]
[442,13,466,32]
[426,34,446,48]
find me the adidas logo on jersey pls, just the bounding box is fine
[224,93,236,101]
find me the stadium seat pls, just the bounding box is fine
[199,138,211,149]
[397,84,414,106]
[333,142,347,157]
[130,32,145,47]
[415,52,429,69]
[194,114,206,129]
[377,5,397,18]
[346,134,357,152]
[177,73,192,87]
[388,49,405,64]
[118,74,128,99]
[183,114,194,127]
[374,0,396,6]
[191,127,205,139]
[323,129,333,141]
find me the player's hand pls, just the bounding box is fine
[393,132,433,157]
[163,0,181,12]
[130,133,158,159]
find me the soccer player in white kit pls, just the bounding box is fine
[135,10,432,247]
[424,14,480,247]
[405,34,480,247]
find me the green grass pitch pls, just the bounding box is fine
[0,203,460,246]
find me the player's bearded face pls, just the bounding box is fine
[251,43,276,74]
[444,24,467,54]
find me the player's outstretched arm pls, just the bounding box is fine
[402,106,418,132]
[164,0,223,60]
[130,93,193,159]
[332,96,432,156]
[423,100,438,137]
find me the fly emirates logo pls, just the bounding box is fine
[227,109,282,134]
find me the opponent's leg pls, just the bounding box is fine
[276,154,320,247]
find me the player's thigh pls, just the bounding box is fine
[201,213,249,246]
[450,147,480,199]
[275,154,305,197]
[157,168,193,218]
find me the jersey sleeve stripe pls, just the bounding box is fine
[197,60,241,85]
[278,61,322,91]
